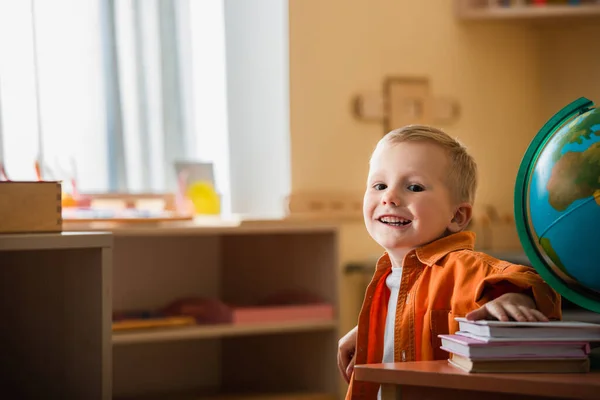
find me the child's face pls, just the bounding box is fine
[364,141,457,257]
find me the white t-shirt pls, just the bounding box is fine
[382,266,403,363]
[378,266,402,400]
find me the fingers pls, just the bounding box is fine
[337,345,351,383]
[529,308,549,322]
[466,303,510,322]
[337,326,358,382]
[467,294,550,323]
[484,302,510,322]
[337,350,348,382]
[346,354,356,382]
[338,350,354,383]
[465,307,487,321]
[475,303,549,322]
[504,305,549,322]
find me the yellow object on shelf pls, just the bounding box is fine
[112,316,196,331]
[200,393,336,400]
[186,181,221,215]
[61,192,77,208]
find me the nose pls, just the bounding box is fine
[381,189,401,207]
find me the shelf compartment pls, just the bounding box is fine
[116,392,337,400]
[112,319,338,345]
[109,228,340,398]
[456,1,600,20]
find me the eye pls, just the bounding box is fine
[407,184,424,192]
[373,183,387,191]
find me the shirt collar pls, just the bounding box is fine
[415,231,475,266]
[375,231,476,269]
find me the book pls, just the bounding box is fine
[439,334,590,359]
[448,353,591,374]
[456,330,598,343]
[112,316,196,331]
[454,317,600,340]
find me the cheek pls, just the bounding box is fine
[363,193,376,213]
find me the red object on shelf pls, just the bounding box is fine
[163,297,233,324]
[232,303,334,325]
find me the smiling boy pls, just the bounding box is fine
[340,125,561,400]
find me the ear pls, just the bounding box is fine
[447,202,473,233]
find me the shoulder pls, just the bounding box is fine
[442,249,525,272]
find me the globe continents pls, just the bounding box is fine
[515,97,600,313]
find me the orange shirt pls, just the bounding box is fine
[346,231,561,400]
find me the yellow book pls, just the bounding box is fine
[112,316,196,331]
[449,353,590,374]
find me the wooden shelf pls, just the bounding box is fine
[64,216,338,236]
[0,231,112,251]
[112,319,338,345]
[117,391,337,400]
[104,222,340,398]
[0,232,112,399]
[456,3,600,20]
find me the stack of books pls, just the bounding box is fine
[439,317,600,373]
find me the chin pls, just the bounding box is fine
[377,238,416,251]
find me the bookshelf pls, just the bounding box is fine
[66,219,341,400]
[455,0,600,21]
[0,232,112,399]
[113,320,337,345]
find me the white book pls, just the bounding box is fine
[454,317,600,340]
[439,333,590,359]
[455,330,598,343]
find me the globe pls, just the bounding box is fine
[515,97,600,313]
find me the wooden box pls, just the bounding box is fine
[0,181,62,233]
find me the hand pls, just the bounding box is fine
[337,325,357,383]
[466,292,549,322]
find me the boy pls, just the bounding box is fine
[339,125,561,400]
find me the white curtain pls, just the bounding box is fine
[0,0,230,204]
[0,0,108,192]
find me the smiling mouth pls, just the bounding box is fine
[378,216,412,226]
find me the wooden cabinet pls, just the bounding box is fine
[66,220,341,399]
[0,232,112,399]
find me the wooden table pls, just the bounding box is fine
[354,360,600,400]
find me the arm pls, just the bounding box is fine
[467,264,561,322]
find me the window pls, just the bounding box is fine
[0,0,108,191]
[0,0,290,217]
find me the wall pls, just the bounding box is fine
[289,1,543,334]
[224,0,291,217]
[538,23,600,119]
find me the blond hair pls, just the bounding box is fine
[376,125,478,204]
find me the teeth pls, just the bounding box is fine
[379,216,411,225]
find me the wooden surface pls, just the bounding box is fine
[0,231,112,251]
[460,5,600,21]
[64,216,338,236]
[116,391,336,400]
[455,1,600,21]
[0,233,112,399]
[355,360,600,399]
[0,181,62,233]
[108,226,341,398]
[113,319,337,345]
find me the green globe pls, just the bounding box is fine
[515,97,600,313]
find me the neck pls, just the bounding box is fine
[386,248,411,268]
